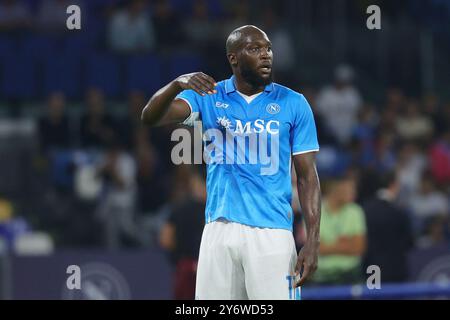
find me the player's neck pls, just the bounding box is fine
[234,75,265,96]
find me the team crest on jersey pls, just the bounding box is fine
[266,103,280,114]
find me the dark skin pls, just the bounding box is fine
[293,153,321,287]
[141,25,321,287]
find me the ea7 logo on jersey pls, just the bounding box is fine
[215,101,229,109]
[266,103,280,114]
[235,119,280,134]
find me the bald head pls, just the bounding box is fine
[226,25,268,54]
[225,25,273,90]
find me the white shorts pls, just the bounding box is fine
[195,219,301,300]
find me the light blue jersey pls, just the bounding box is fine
[176,75,319,230]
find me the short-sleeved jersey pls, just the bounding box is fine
[176,75,319,230]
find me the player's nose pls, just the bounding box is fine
[260,48,271,60]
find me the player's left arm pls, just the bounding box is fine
[293,152,321,287]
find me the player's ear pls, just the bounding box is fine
[227,53,237,67]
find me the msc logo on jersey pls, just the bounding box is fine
[235,119,279,135]
[266,103,280,114]
[217,117,280,134]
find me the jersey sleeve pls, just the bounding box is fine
[292,94,320,155]
[175,89,202,127]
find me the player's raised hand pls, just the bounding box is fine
[175,72,217,96]
[295,242,319,287]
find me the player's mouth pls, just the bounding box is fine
[259,64,272,74]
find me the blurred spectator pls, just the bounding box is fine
[152,0,184,50]
[262,8,295,86]
[423,93,441,132]
[0,195,13,223]
[183,0,216,48]
[384,88,406,114]
[38,92,71,153]
[220,0,251,37]
[357,168,382,204]
[316,65,363,145]
[302,88,338,146]
[80,88,115,149]
[108,0,154,53]
[159,170,206,300]
[429,130,450,186]
[136,162,189,248]
[396,142,428,205]
[135,129,167,214]
[378,107,398,135]
[311,176,367,285]
[0,0,32,33]
[396,99,434,143]
[434,102,450,136]
[373,131,397,173]
[409,173,448,221]
[169,164,193,205]
[96,140,138,250]
[118,91,146,150]
[351,105,378,167]
[352,105,378,141]
[416,215,449,249]
[37,93,74,194]
[363,172,413,283]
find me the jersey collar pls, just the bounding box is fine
[225,75,274,94]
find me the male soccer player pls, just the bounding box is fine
[142,25,321,300]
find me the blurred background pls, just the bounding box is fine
[0,0,449,299]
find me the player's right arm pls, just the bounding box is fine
[141,72,217,126]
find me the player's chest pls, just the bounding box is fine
[202,98,291,136]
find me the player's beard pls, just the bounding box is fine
[240,64,273,87]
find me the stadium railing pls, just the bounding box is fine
[302,282,450,299]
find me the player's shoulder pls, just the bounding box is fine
[215,78,228,90]
[272,83,310,114]
[272,83,307,101]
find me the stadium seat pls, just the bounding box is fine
[167,53,203,82]
[0,35,16,60]
[64,9,108,56]
[84,0,121,11]
[126,54,162,96]
[85,53,122,97]
[23,0,40,12]
[63,33,94,59]
[170,0,223,17]
[0,37,15,94]
[49,150,76,190]
[43,53,83,98]
[19,35,60,63]
[0,53,37,99]
[170,0,224,17]
[169,0,194,13]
